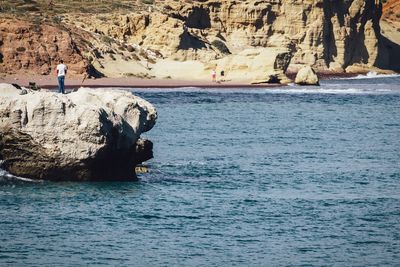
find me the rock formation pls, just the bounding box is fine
[68,0,392,72]
[0,83,157,181]
[295,66,320,86]
[0,0,399,80]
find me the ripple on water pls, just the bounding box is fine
[1,77,400,266]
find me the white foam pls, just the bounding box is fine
[264,87,398,95]
[0,168,41,182]
[131,87,267,94]
[341,71,400,80]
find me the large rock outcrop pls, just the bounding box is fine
[0,84,157,181]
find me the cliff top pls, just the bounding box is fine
[0,0,154,15]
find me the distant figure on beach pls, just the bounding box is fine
[211,69,216,82]
[56,59,67,94]
[220,69,225,82]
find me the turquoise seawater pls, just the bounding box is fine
[1,75,400,266]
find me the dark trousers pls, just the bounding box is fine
[58,75,65,94]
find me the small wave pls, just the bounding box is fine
[0,168,41,183]
[131,87,206,93]
[340,71,400,80]
[132,87,266,94]
[264,87,395,95]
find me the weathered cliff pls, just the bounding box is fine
[0,0,398,80]
[0,84,157,181]
[0,18,91,76]
[161,0,384,71]
[67,0,391,72]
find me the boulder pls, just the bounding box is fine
[0,84,157,181]
[295,66,320,86]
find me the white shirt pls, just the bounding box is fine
[57,64,67,77]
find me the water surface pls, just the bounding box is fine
[1,75,400,266]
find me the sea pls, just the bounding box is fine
[1,73,400,266]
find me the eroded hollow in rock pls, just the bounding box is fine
[186,6,211,29]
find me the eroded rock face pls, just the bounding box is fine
[0,18,89,76]
[1,0,397,79]
[0,84,157,181]
[295,66,320,86]
[72,0,389,71]
[233,48,292,84]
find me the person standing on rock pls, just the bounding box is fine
[56,59,68,94]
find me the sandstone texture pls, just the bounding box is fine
[295,66,320,86]
[65,0,396,74]
[0,83,157,181]
[382,0,400,22]
[0,0,399,81]
[0,18,90,77]
[379,0,400,72]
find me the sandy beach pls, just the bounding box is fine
[0,74,285,89]
[0,72,361,90]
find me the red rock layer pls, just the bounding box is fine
[0,18,88,76]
